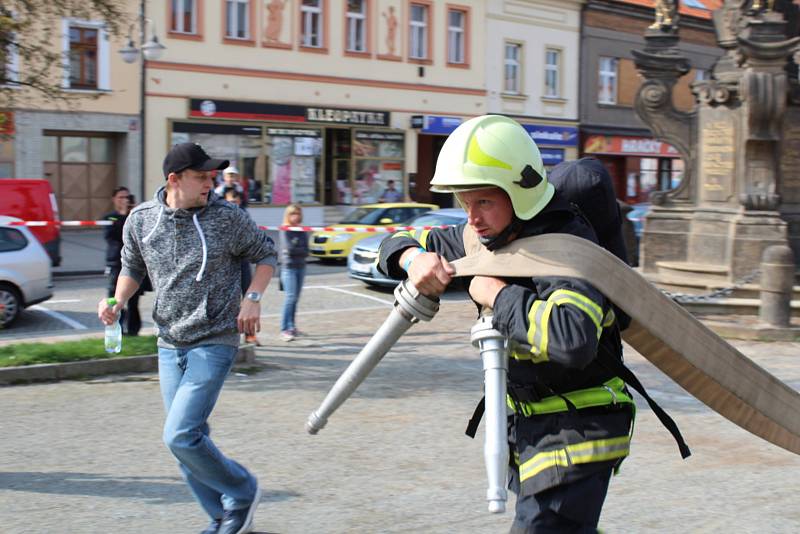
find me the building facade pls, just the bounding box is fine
[2,13,142,221]
[147,0,486,223]
[485,0,582,169]
[579,0,722,204]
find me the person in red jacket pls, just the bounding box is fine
[378,115,634,533]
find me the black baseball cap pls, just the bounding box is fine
[162,142,229,178]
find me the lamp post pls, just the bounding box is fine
[119,0,165,202]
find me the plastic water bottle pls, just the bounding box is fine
[104,298,122,354]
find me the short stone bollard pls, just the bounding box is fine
[759,245,795,328]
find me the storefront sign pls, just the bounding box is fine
[355,131,404,141]
[421,115,464,135]
[522,124,578,147]
[0,112,14,135]
[540,148,565,166]
[188,99,390,126]
[584,135,679,157]
[307,107,388,126]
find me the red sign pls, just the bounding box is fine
[584,134,679,157]
[0,112,14,135]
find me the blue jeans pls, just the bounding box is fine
[158,345,257,519]
[280,266,305,332]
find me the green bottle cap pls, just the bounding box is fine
[107,298,117,306]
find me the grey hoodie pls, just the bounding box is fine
[121,187,277,348]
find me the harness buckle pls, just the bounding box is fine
[603,385,618,405]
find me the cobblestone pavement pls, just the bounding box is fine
[2,302,800,533]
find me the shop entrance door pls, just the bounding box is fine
[324,128,352,205]
[42,133,117,221]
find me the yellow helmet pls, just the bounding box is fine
[430,115,554,220]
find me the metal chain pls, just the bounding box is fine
[660,268,762,304]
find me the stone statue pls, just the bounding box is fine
[265,0,286,44]
[383,6,398,56]
[650,0,680,31]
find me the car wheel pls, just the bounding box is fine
[0,284,22,328]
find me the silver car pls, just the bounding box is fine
[0,216,54,327]
[347,208,468,287]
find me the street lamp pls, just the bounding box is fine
[119,0,166,202]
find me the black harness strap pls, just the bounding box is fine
[465,396,485,438]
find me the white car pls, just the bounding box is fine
[0,216,54,327]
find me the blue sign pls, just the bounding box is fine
[522,124,578,147]
[540,148,565,166]
[421,115,463,135]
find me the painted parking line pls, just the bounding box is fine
[261,304,389,318]
[45,299,82,304]
[30,305,88,330]
[319,286,395,306]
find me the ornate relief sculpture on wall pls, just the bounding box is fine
[382,5,398,56]
[264,0,288,46]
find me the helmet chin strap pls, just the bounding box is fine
[478,217,524,251]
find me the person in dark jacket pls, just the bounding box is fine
[279,204,309,341]
[378,115,634,533]
[103,187,145,335]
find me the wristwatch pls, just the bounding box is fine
[245,291,262,303]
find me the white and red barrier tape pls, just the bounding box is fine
[7,220,453,233]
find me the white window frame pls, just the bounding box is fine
[544,48,560,98]
[447,9,465,64]
[504,42,522,94]
[226,0,250,39]
[346,0,366,52]
[598,56,618,105]
[409,4,428,60]
[301,0,323,48]
[171,0,198,34]
[61,19,110,91]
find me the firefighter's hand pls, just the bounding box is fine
[97,298,123,326]
[405,250,454,297]
[238,299,261,336]
[469,276,507,309]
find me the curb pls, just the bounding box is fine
[53,270,105,278]
[0,345,256,385]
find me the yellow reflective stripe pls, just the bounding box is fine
[508,377,632,417]
[550,289,602,326]
[418,229,431,248]
[519,435,630,483]
[467,135,512,170]
[603,308,616,328]
[526,301,542,346]
[539,299,554,360]
[391,230,414,240]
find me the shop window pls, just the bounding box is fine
[409,3,429,60]
[63,20,110,91]
[346,0,367,52]
[447,8,466,65]
[544,48,560,98]
[225,0,250,40]
[504,42,521,94]
[598,56,618,105]
[350,130,404,205]
[301,0,323,48]
[171,0,198,34]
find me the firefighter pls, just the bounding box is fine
[378,115,635,533]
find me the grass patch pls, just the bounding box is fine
[0,335,158,368]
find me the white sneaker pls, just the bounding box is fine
[281,331,295,341]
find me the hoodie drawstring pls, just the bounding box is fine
[142,206,164,244]
[192,213,208,282]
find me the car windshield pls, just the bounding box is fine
[340,207,384,225]
[406,214,464,226]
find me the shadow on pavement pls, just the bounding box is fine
[0,471,300,505]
